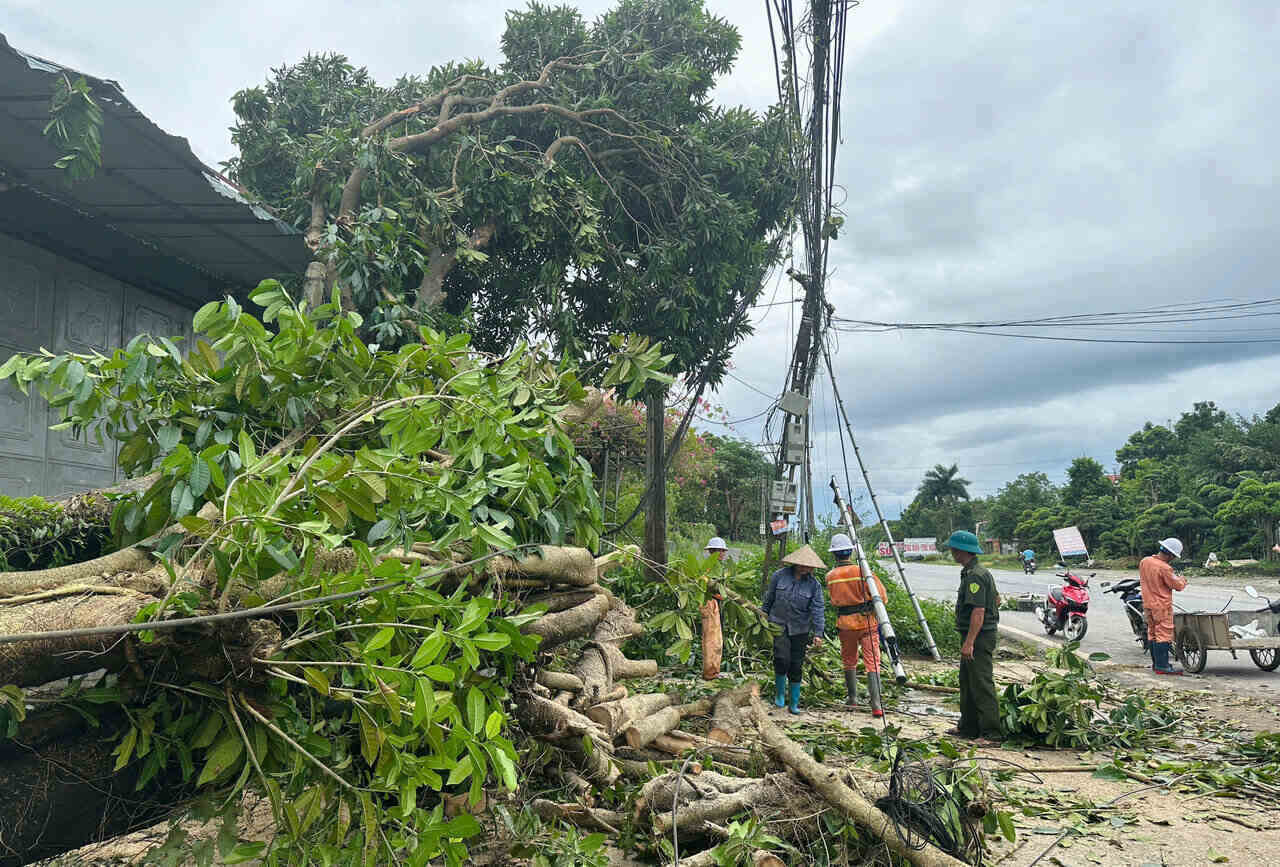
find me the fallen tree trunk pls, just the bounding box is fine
[587,693,673,737]
[529,799,626,834]
[536,670,585,692]
[748,697,969,867]
[522,593,613,650]
[490,546,598,587]
[623,697,714,750]
[708,690,743,744]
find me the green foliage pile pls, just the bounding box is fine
[0,493,114,571]
[0,282,670,866]
[1000,646,1179,750]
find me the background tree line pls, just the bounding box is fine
[894,400,1280,561]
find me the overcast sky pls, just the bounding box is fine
[4,0,1278,519]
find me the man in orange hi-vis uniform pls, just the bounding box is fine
[825,534,886,716]
[1140,537,1189,675]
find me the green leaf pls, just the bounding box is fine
[157,425,181,453]
[364,627,396,653]
[367,518,393,543]
[410,629,446,669]
[484,711,503,739]
[472,633,510,652]
[303,668,330,696]
[413,679,434,727]
[190,713,223,749]
[113,725,138,771]
[445,755,473,787]
[466,687,485,735]
[188,459,212,498]
[997,810,1017,842]
[196,732,244,786]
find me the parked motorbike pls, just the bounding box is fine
[1100,578,1149,652]
[1034,565,1092,641]
[1023,558,1036,575]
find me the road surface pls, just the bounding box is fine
[886,560,1280,694]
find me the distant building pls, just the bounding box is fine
[0,35,309,497]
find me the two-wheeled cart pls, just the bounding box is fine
[1174,596,1280,674]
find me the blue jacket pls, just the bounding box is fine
[762,566,825,637]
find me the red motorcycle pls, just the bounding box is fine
[1034,565,1092,642]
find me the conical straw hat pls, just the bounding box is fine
[780,544,826,570]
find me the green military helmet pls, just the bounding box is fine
[945,530,983,554]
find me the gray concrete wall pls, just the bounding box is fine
[0,232,193,498]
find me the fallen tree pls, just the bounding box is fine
[0,290,999,866]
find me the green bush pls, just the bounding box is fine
[0,493,115,571]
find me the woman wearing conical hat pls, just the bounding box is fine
[762,544,826,714]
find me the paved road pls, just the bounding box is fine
[884,560,1280,692]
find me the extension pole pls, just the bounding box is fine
[822,343,942,662]
[830,477,907,684]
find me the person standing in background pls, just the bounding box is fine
[700,537,728,679]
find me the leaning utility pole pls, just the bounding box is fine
[761,0,844,582]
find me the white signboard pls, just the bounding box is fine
[1053,526,1089,557]
[902,538,938,557]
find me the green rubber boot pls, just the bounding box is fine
[843,670,859,709]
[774,675,787,707]
[788,682,802,715]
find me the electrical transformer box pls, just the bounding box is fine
[769,480,798,514]
[783,419,806,465]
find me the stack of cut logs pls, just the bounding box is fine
[505,546,969,867]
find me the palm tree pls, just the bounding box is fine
[919,464,971,534]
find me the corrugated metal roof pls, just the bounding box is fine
[0,33,309,303]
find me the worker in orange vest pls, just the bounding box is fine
[825,534,886,717]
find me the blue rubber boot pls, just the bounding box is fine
[774,675,787,708]
[788,682,802,715]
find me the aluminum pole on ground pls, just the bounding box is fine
[822,342,942,662]
[830,477,907,684]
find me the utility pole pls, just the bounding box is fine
[762,0,840,583]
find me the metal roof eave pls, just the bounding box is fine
[0,33,310,302]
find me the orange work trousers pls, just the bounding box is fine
[838,627,880,673]
[1144,603,1174,643]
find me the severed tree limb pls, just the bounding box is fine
[522,593,612,651]
[0,547,153,598]
[491,546,598,587]
[529,799,626,835]
[748,696,969,867]
[536,670,584,692]
[587,693,673,737]
[623,697,714,750]
[523,588,601,614]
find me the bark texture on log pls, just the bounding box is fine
[0,547,153,597]
[490,546,597,587]
[522,593,612,650]
[536,670,584,692]
[586,693,673,737]
[749,697,969,867]
[622,697,713,750]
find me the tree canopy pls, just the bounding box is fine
[225,0,796,389]
[899,400,1280,561]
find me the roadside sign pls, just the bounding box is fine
[902,538,938,557]
[1053,526,1088,557]
[769,518,789,536]
[876,542,892,557]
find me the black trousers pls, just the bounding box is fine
[772,631,810,681]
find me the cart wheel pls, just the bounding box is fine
[1177,630,1206,674]
[1249,648,1280,671]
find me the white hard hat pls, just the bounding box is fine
[828,533,854,553]
[1158,537,1184,558]
[705,537,727,551]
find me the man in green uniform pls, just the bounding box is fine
[945,530,1001,742]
